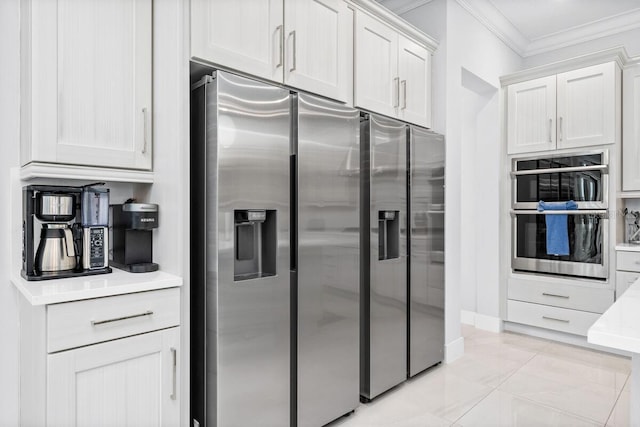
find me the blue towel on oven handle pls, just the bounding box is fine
[538,200,578,256]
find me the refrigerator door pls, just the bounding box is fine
[408,127,445,377]
[191,71,291,427]
[296,94,360,426]
[361,114,407,400]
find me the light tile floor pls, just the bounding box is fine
[330,325,631,427]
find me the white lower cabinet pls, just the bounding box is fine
[507,276,613,336]
[507,300,601,336]
[48,328,180,427]
[19,288,181,427]
[616,248,640,298]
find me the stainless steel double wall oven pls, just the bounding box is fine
[511,150,609,280]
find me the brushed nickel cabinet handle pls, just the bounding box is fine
[91,310,154,326]
[542,292,569,299]
[401,80,407,110]
[542,316,569,323]
[559,116,563,141]
[289,30,296,72]
[142,107,148,154]
[170,347,177,400]
[393,77,400,108]
[548,118,552,143]
[275,25,283,68]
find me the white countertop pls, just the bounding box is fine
[588,278,640,353]
[616,243,640,252]
[11,268,182,306]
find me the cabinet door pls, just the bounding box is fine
[507,76,556,154]
[284,0,353,103]
[557,62,618,149]
[29,0,152,170]
[191,0,283,83]
[398,35,431,128]
[354,11,399,118]
[623,65,640,191]
[47,328,180,427]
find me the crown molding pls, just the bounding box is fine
[353,0,439,52]
[524,8,640,57]
[499,46,631,87]
[453,0,640,59]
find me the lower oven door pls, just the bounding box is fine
[511,209,608,279]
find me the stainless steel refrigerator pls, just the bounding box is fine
[190,71,291,427]
[191,70,361,427]
[407,127,445,377]
[294,93,360,426]
[360,114,408,401]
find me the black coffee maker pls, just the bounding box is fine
[111,201,159,273]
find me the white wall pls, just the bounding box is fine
[402,0,522,352]
[0,1,22,424]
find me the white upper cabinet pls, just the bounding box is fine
[21,0,152,170]
[622,64,640,192]
[354,12,399,118]
[398,35,431,128]
[284,0,353,103]
[191,0,284,84]
[507,76,557,154]
[354,10,432,128]
[191,0,353,103]
[506,62,619,155]
[557,63,618,150]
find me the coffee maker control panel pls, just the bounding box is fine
[83,227,108,269]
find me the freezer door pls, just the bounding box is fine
[362,114,408,400]
[296,93,360,427]
[194,71,291,427]
[408,127,445,377]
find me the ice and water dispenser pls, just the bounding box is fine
[234,210,277,281]
[378,210,399,260]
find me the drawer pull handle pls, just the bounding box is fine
[91,310,154,326]
[542,316,570,323]
[170,347,177,400]
[542,293,569,299]
[634,261,640,265]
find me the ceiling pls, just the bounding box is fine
[377,0,640,56]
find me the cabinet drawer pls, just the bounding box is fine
[507,300,600,336]
[616,271,640,299]
[508,281,613,314]
[47,287,180,353]
[616,251,640,272]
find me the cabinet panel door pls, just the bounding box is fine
[557,62,618,149]
[398,35,431,128]
[284,0,353,103]
[354,11,399,118]
[623,65,640,191]
[191,0,283,83]
[507,76,556,154]
[47,328,180,427]
[32,0,152,170]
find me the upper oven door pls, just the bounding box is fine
[512,151,608,210]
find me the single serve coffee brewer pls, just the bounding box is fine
[111,201,159,272]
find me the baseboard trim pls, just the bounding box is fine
[445,336,465,363]
[460,310,503,333]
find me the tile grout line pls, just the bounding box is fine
[604,373,630,426]
[449,341,542,425]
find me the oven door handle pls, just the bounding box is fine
[510,209,608,218]
[511,164,608,177]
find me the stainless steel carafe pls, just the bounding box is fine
[34,223,77,273]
